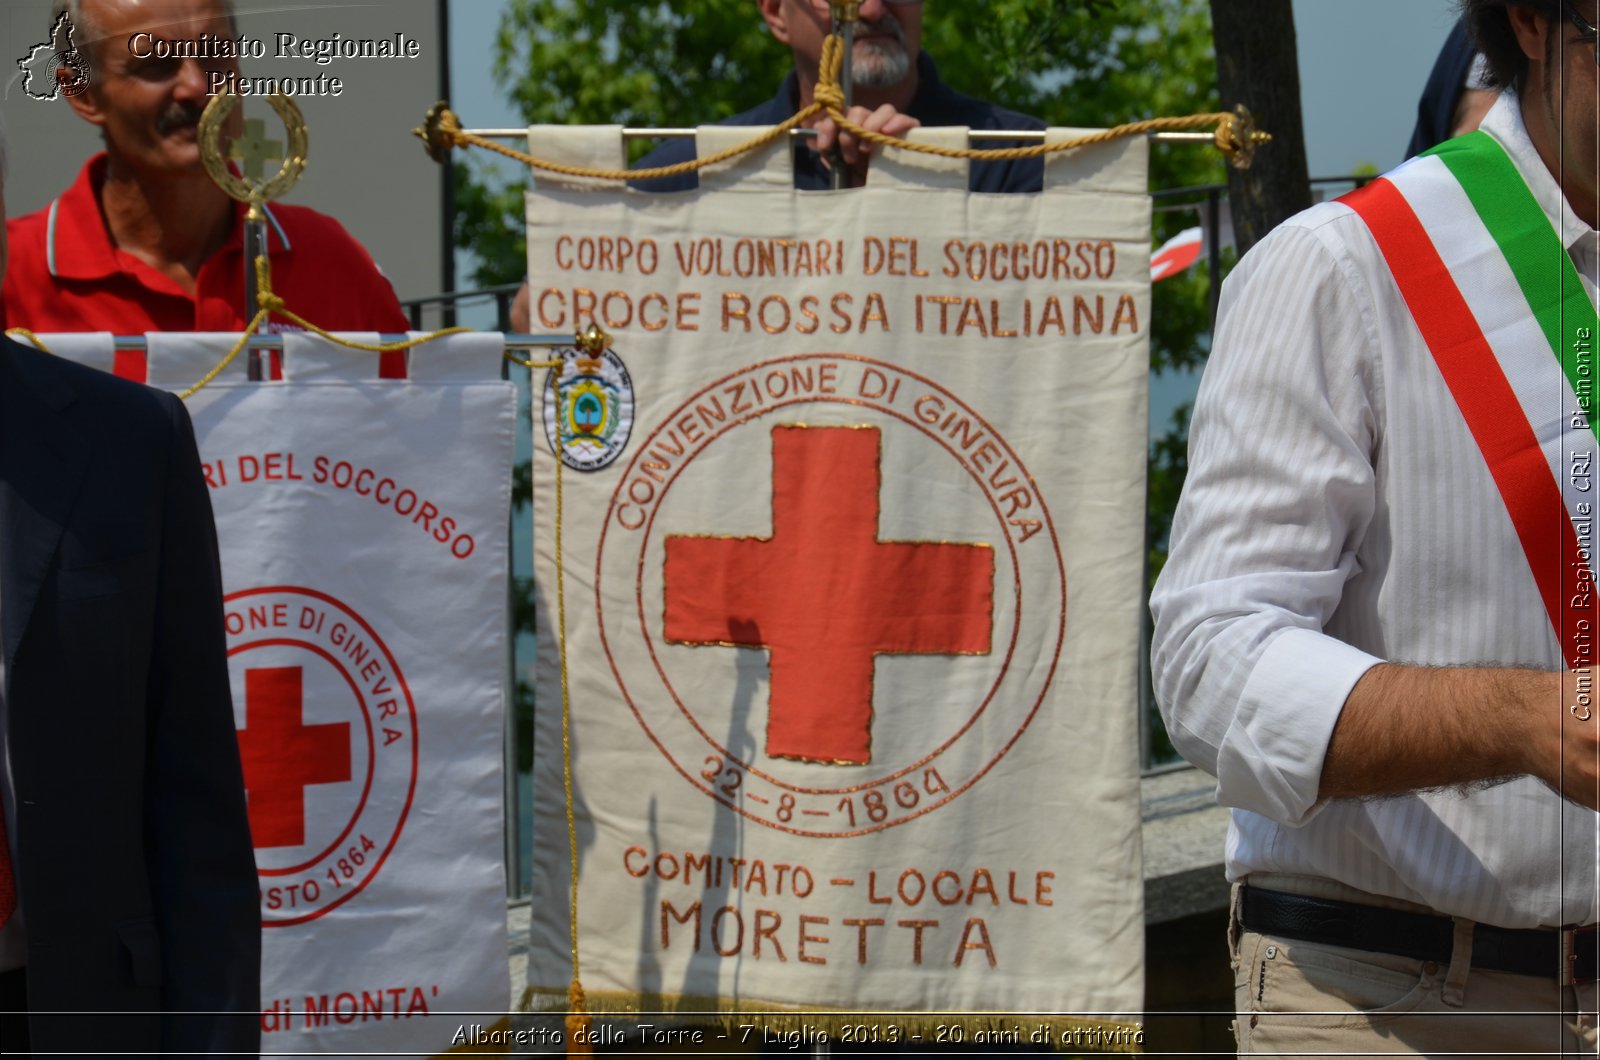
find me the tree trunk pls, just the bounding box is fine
[1209,0,1312,255]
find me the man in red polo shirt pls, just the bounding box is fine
[0,0,411,379]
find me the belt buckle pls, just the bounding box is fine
[1562,924,1599,986]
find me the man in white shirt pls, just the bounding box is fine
[1150,0,1599,1052]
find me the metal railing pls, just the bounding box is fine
[1150,174,1376,327]
[403,281,522,334]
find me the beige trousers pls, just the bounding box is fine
[1232,879,1598,1057]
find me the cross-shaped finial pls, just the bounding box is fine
[199,91,308,207]
[232,117,284,181]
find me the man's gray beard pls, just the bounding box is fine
[852,27,912,89]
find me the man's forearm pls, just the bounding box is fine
[1322,663,1599,810]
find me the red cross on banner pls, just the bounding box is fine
[663,425,995,764]
[236,666,353,849]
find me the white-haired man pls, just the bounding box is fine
[1,0,412,378]
[0,116,261,1056]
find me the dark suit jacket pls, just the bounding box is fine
[0,336,260,1054]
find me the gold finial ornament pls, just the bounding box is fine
[575,323,612,356]
[413,101,463,163]
[1215,104,1273,170]
[198,90,308,204]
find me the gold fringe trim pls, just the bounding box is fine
[519,986,1143,1054]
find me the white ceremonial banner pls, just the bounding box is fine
[43,332,517,1057]
[526,128,1148,1047]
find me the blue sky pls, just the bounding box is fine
[1293,0,1464,176]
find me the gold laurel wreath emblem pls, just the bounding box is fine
[198,90,309,204]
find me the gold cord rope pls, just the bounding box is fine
[507,353,593,1050]
[13,258,478,398]
[177,257,477,398]
[179,306,273,397]
[4,327,54,352]
[534,359,594,1052]
[418,31,1262,177]
[431,100,825,183]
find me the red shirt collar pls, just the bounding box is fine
[47,153,293,284]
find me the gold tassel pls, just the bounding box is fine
[565,979,593,1056]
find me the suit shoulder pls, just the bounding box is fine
[631,138,701,192]
[631,99,783,170]
[633,137,697,171]
[919,78,1045,132]
[978,101,1046,132]
[4,338,183,436]
[631,96,791,192]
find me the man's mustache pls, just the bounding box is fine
[156,102,204,135]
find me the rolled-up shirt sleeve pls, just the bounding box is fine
[1150,219,1386,827]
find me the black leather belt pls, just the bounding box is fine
[1240,885,1598,987]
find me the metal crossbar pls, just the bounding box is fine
[467,127,1221,144]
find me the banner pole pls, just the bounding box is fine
[195,89,310,380]
[243,207,269,380]
[462,128,1235,146]
[83,333,578,350]
[829,1,860,189]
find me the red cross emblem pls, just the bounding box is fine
[236,666,353,849]
[663,426,995,764]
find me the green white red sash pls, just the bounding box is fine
[1340,131,1600,667]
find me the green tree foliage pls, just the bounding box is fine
[492,1,789,131]
[459,0,1224,296]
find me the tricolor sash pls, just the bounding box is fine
[1341,132,1599,667]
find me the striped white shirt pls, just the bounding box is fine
[1150,93,1600,930]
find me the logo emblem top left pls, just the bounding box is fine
[18,12,92,101]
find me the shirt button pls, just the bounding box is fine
[1422,960,1439,975]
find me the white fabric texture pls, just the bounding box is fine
[1150,93,1600,929]
[525,126,1150,1024]
[179,339,515,1055]
[145,332,253,387]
